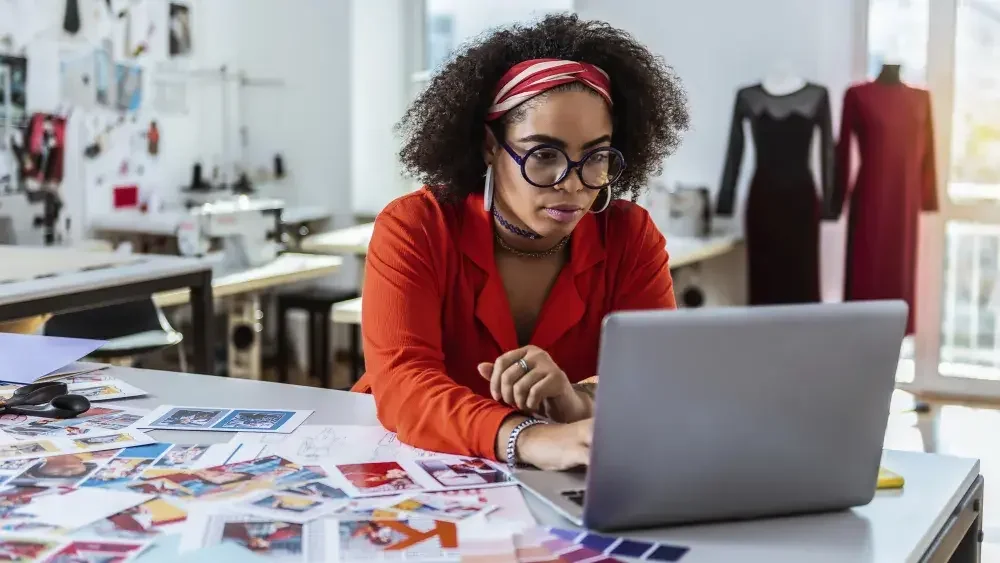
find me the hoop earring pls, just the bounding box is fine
[483,165,494,212]
[590,188,612,214]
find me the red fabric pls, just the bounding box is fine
[486,59,612,121]
[352,188,676,459]
[834,82,938,334]
[113,185,139,208]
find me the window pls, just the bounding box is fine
[866,0,929,84]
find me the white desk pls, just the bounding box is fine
[300,222,373,255]
[105,365,982,563]
[0,247,215,374]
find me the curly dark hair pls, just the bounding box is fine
[397,13,689,202]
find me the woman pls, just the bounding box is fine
[352,15,688,470]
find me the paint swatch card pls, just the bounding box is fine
[0,405,148,440]
[542,528,689,562]
[329,457,516,497]
[133,406,312,433]
[0,431,153,461]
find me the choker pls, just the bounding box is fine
[495,231,569,258]
[492,207,541,240]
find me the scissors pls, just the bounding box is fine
[0,382,90,419]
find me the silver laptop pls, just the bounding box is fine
[516,300,907,531]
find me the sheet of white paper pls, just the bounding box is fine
[133,406,312,434]
[10,487,152,529]
[0,334,105,384]
[230,425,453,466]
[66,379,147,402]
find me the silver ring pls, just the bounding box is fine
[518,358,530,373]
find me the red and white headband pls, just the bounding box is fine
[486,58,612,121]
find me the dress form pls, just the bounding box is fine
[762,64,807,96]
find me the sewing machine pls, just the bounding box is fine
[90,196,284,273]
[0,190,65,246]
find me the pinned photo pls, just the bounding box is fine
[416,458,514,489]
[336,462,424,496]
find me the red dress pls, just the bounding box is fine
[833,82,939,334]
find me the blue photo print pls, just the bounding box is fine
[212,410,295,431]
[150,408,227,429]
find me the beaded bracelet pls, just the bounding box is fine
[507,418,548,469]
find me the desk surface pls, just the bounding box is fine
[153,253,343,308]
[302,222,741,268]
[0,247,210,308]
[105,365,977,563]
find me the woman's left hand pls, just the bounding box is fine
[477,345,592,423]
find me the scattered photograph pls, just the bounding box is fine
[148,408,226,429]
[79,458,154,488]
[153,445,209,468]
[252,493,323,514]
[336,462,424,496]
[416,458,514,489]
[0,537,60,562]
[0,485,61,518]
[168,3,192,57]
[72,382,145,401]
[283,480,348,500]
[116,443,171,460]
[77,497,186,540]
[215,410,295,431]
[222,520,303,557]
[0,441,58,459]
[387,494,494,521]
[0,459,35,472]
[240,491,341,524]
[335,519,459,560]
[9,454,100,487]
[72,433,135,447]
[43,540,148,563]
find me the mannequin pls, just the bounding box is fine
[876,63,903,85]
[761,63,807,96]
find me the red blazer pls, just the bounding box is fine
[352,188,676,459]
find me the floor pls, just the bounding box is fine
[886,390,1000,559]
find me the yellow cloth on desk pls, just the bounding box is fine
[877,467,904,489]
[0,315,50,334]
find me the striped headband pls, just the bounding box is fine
[486,58,612,121]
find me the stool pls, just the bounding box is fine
[276,289,360,389]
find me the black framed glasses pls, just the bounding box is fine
[499,141,626,189]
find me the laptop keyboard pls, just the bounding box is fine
[561,489,586,506]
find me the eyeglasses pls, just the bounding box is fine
[499,141,626,189]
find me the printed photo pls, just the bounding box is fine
[149,408,226,429]
[9,454,99,487]
[169,3,192,57]
[72,433,133,447]
[0,459,35,472]
[214,410,295,431]
[153,445,209,468]
[337,519,458,558]
[116,443,171,460]
[115,64,143,112]
[337,462,424,495]
[0,537,60,563]
[332,498,403,521]
[74,385,124,399]
[252,493,323,514]
[79,498,186,540]
[222,521,303,557]
[79,458,153,488]
[416,458,513,488]
[0,485,59,518]
[0,55,28,128]
[44,540,147,562]
[284,480,348,500]
[387,495,492,520]
[0,441,58,459]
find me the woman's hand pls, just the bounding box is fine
[517,418,594,471]
[478,345,592,423]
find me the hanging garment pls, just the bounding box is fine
[832,82,938,335]
[717,83,834,305]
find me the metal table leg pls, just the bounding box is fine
[189,270,216,375]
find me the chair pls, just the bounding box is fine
[276,288,360,389]
[43,298,185,368]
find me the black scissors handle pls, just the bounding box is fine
[2,382,68,407]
